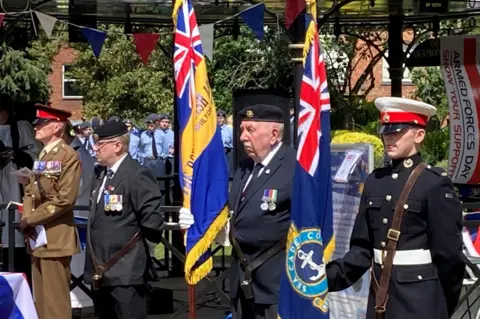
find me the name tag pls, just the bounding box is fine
[33,161,62,175]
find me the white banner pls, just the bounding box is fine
[441,36,480,184]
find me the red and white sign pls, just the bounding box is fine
[441,36,480,184]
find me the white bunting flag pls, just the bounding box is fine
[199,24,214,60]
[35,11,57,38]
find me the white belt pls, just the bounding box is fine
[373,249,432,265]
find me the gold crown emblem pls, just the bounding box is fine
[382,113,390,123]
[246,110,254,119]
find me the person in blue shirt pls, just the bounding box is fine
[217,109,233,175]
[74,121,96,158]
[124,119,140,161]
[157,114,175,203]
[138,114,164,178]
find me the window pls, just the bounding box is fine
[382,44,413,84]
[62,65,82,99]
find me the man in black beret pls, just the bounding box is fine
[179,104,295,319]
[84,121,165,319]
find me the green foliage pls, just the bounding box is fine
[66,25,174,124]
[210,26,294,114]
[421,128,449,165]
[411,67,449,121]
[0,44,49,103]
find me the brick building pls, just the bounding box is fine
[47,42,417,120]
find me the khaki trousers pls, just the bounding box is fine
[32,256,72,319]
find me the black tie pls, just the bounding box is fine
[83,138,89,150]
[106,168,114,179]
[242,163,263,197]
[151,133,158,159]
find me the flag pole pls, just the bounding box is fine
[188,284,197,319]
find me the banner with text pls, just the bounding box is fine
[441,36,480,184]
[328,143,373,319]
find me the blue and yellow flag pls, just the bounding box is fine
[172,0,229,285]
[278,0,334,317]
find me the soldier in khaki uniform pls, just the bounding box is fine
[19,103,81,319]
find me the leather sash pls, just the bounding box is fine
[372,162,427,318]
[88,230,141,289]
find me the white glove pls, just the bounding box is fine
[215,222,231,247]
[179,207,195,229]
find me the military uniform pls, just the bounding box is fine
[326,98,465,319]
[21,104,82,319]
[228,105,296,319]
[84,121,165,319]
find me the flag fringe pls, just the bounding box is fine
[302,22,316,64]
[172,0,183,26]
[184,206,229,285]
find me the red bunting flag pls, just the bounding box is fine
[133,33,160,65]
[0,14,5,27]
[285,0,304,29]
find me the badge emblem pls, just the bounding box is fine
[287,227,329,313]
[403,158,413,168]
[246,110,254,119]
[382,113,390,123]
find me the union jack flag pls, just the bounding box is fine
[297,25,331,176]
[278,14,334,319]
[173,0,202,98]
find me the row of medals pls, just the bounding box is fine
[261,200,276,211]
[104,195,123,212]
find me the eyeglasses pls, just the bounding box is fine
[93,140,122,148]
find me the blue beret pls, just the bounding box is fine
[145,114,159,124]
[78,121,90,130]
[94,121,128,140]
[238,104,284,123]
[91,117,101,127]
[158,114,171,121]
[123,119,133,125]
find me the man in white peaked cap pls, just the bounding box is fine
[325,97,465,319]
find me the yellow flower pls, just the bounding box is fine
[331,132,384,160]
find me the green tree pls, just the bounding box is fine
[65,25,174,124]
[210,26,294,114]
[0,44,49,103]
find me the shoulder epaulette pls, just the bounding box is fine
[425,165,448,177]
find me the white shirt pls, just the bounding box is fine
[96,153,128,203]
[242,142,282,192]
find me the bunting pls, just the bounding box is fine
[35,11,57,38]
[239,3,265,40]
[81,28,107,59]
[199,24,214,60]
[0,14,5,27]
[133,33,160,65]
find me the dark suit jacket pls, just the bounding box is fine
[229,143,296,304]
[84,155,164,286]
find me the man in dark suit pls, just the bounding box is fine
[180,104,296,319]
[84,121,165,319]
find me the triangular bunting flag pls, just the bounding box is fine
[132,33,160,65]
[199,24,214,60]
[0,14,5,27]
[35,11,57,38]
[239,4,265,40]
[285,0,305,29]
[81,28,107,59]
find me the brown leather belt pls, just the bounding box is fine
[372,162,427,319]
[89,231,141,290]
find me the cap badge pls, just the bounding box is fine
[382,113,390,123]
[404,158,413,168]
[246,110,254,119]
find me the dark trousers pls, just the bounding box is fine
[2,247,32,286]
[93,285,147,319]
[231,287,278,319]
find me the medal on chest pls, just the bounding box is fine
[261,189,278,211]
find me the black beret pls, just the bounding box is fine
[217,109,226,117]
[94,121,128,140]
[238,104,284,123]
[108,115,121,123]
